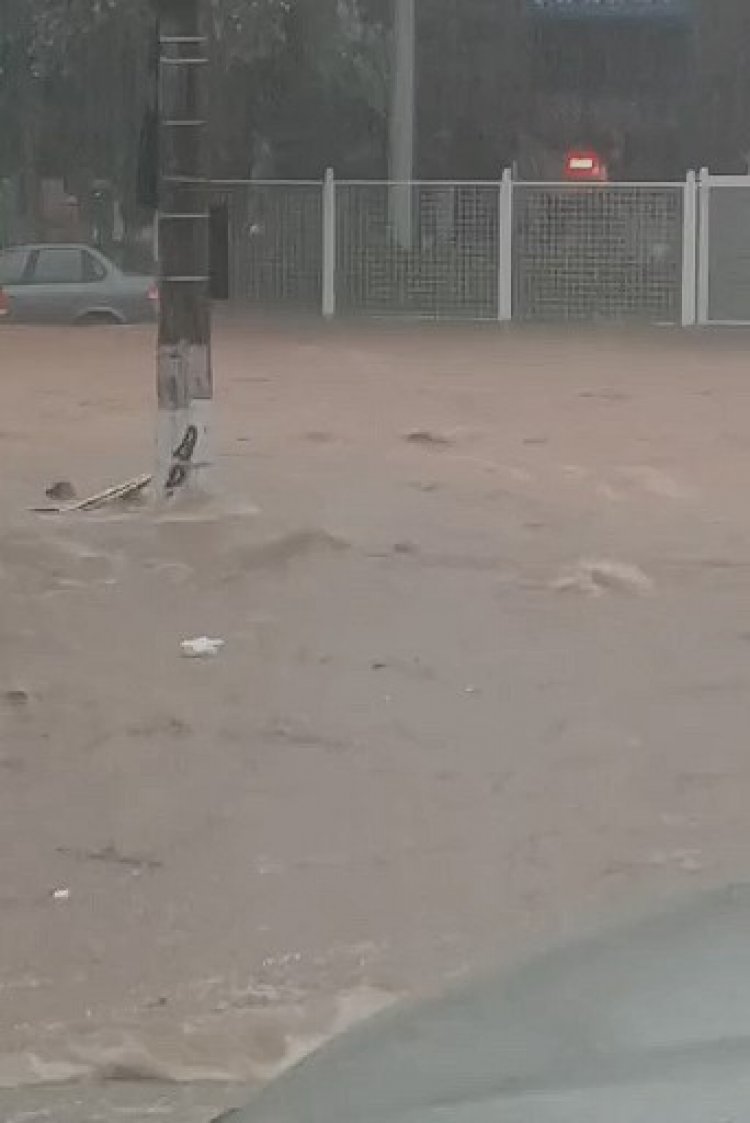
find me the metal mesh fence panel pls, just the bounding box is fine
[513,184,684,323]
[214,183,322,310]
[336,183,499,320]
[706,183,750,324]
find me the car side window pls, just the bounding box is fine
[0,249,29,284]
[31,248,85,284]
[83,252,108,283]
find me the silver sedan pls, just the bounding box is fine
[0,243,158,324]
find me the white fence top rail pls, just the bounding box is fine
[519,180,686,189]
[699,174,750,186]
[210,179,322,187]
[337,179,505,186]
[206,177,690,188]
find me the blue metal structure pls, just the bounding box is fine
[527,0,691,20]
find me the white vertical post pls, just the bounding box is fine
[322,167,336,320]
[152,210,159,266]
[681,170,698,327]
[498,167,513,322]
[697,167,711,326]
[389,0,415,249]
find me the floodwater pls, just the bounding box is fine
[3,320,750,1120]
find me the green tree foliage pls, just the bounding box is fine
[1,0,391,190]
[2,0,750,201]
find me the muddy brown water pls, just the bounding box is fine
[3,321,750,1111]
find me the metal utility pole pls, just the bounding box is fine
[389,0,415,249]
[155,0,213,496]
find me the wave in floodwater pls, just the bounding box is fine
[0,986,399,1090]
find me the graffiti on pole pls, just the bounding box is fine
[165,424,198,492]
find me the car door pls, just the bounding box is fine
[25,247,87,321]
[80,248,116,315]
[0,248,33,320]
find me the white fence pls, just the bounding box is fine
[514,180,687,323]
[697,170,750,326]
[211,180,324,310]
[210,170,749,326]
[335,180,503,320]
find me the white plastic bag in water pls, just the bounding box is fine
[180,637,225,659]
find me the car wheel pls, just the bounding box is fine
[76,310,124,326]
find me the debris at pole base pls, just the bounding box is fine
[46,480,77,502]
[32,475,152,514]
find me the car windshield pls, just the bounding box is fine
[2,2,749,1122]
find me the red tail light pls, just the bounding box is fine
[0,288,10,317]
[564,150,608,182]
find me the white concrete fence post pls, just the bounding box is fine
[322,167,336,320]
[697,167,711,326]
[498,167,513,322]
[681,169,698,327]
